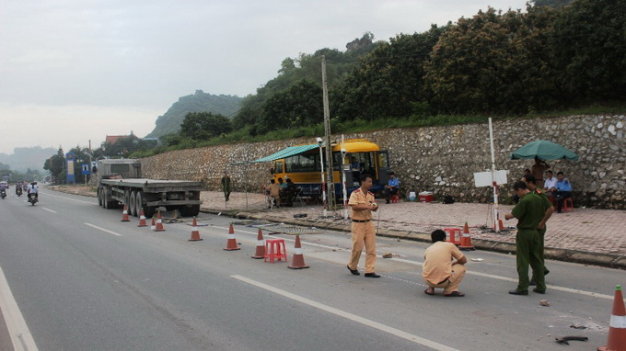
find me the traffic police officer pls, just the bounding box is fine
[522,175,554,285]
[346,174,380,278]
[505,181,546,295]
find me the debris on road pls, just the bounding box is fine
[382,252,393,258]
[554,336,588,345]
[539,299,551,307]
[470,258,484,262]
[569,324,588,330]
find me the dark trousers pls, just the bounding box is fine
[516,229,545,292]
[531,227,550,282]
[384,187,399,202]
[555,191,572,212]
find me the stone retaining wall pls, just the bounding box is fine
[140,114,625,209]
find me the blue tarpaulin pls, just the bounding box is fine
[253,144,319,163]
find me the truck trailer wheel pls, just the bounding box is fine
[104,190,118,209]
[134,191,143,217]
[179,205,200,217]
[97,188,103,207]
[143,206,155,218]
[129,191,137,216]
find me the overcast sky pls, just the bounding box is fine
[0,0,527,154]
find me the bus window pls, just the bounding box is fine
[286,154,317,172]
[273,161,284,174]
[378,151,389,169]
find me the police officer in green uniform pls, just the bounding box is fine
[522,174,554,285]
[505,181,546,295]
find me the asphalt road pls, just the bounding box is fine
[0,188,622,351]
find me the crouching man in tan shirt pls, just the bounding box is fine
[422,229,467,297]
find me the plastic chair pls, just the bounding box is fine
[265,239,287,263]
[563,198,574,212]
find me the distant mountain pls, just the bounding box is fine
[0,146,57,171]
[146,90,242,138]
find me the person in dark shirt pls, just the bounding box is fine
[504,181,547,295]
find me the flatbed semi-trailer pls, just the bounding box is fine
[96,159,202,217]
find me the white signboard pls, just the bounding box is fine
[473,170,509,187]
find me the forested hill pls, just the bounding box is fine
[229,0,624,135]
[146,90,242,138]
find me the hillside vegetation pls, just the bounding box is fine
[146,90,242,138]
[135,0,625,157]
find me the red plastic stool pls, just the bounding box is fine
[444,228,461,245]
[264,239,287,263]
[390,194,400,203]
[563,198,574,212]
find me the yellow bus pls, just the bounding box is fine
[255,139,390,198]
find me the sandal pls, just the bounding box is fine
[424,288,435,296]
[444,291,465,297]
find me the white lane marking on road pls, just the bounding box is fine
[39,191,95,205]
[221,225,614,300]
[232,274,458,351]
[84,223,122,237]
[41,207,57,214]
[0,265,39,351]
[209,225,347,251]
[215,224,613,300]
[390,257,614,300]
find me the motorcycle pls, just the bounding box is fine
[0,189,6,200]
[28,193,38,206]
[16,187,22,197]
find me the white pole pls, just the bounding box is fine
[340,134,348,220]
[318,140,327,217]
[488,118,499,233]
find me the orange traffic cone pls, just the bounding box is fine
[121,205,130,222]
[137,210,148,227]
[251,229,265,259]
[288,235,309,269]
[459,232,475,251]
[445,228,461,246]
[224,223,240,251]
[150,217,156,231]
[154,211,165,232]
[598,285,626,351]
[188,217,203,241]
[463,222,470,234]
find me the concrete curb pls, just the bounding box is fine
[201,208,626,270]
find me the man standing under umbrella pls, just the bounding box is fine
[531,157,550,184]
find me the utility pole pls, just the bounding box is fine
[321,55,335,211]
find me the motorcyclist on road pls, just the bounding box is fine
[0,181,7,199]
[27,181,39,201]
[15,181,23,196]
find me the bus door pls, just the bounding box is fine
[376,150,391,185]
[272,160,285,181]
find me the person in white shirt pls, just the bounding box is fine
[27,181,39,201]
[543,170,557,199]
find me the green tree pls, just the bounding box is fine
[258,80,323,133]
[550,0,626,103]
[532,0,573,8]
[180,112,232,140]
[43,147,66,184]
[334,25,446,121]
[424,7,563,114]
